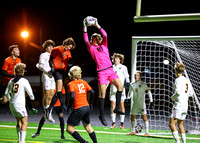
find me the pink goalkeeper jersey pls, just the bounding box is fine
[83,28,112,71]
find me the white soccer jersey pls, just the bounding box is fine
[172,76,193,112]
[128,81,148,109]
[4,77,34,117]
[38,52,51,73]
[110,64,130,95]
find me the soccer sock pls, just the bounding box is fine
[144,121,149,134]
[89,131,97,143]
[71,131,86,142]
[37,116,46,134]
[50,94,58,109]
[16,127,21,140]
[116,91,122,109]
[59,117,65,137]
[131,120,136,133]
[99,98,105,117]
[181,133,186,143]
[57,92,64,106]
[20,131,26,142]
[120,115,125,123]
[111,113,116,123]
[172,131,180,143]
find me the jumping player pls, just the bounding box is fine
[50,38,76,109]
[0,63,35,143]
[169,62,193,143]
[66,66,97,143]
[83,17,124,126]
[127,71,153,136]
[37,39,55,122]
[31,88,66,139]
[1,45,37,115]
[110,53,130,129]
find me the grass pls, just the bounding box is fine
[0,121,199,143]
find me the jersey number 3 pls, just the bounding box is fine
[78,84,85,93]
[12,83,19,93]
[185,83,188,93]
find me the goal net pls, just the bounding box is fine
[131,36,200,134]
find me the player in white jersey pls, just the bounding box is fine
[127,70,153,136]
[109,53,130,129]
[0,63,35,143]
[169,62,193,143]
[36,39,55,123]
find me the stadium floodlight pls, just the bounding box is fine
[21,31,28,38]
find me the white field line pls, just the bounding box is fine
[0,125,200,140]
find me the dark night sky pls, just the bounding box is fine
[1,1,200,77]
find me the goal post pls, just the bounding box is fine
[131,36,200,134]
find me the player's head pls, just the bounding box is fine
[14,63,26,76]
[63,37,76,51]
[134,70,142,82]
[174,62,185,75]
[111,53,124,64]
[90,33,102,46]
[68,66,82,80]
[9,45,20,57]
[42,39,55,53]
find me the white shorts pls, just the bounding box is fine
[130,104,147,115]
[110,93,126,102]
[170,109,187,120]
[9,104,27,118]
[42,74,55,90]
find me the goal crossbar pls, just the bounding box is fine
[134,13,200,23]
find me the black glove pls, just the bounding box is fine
[66,105,73,114]
[149,102,154,109]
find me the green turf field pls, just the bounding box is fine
[0,121,199,143]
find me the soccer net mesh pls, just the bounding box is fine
[131,36,200,134]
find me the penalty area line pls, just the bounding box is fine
[0,138,44,143]
[0,125,200,140]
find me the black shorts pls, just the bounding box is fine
[54,106,63,115]
[53,70,66,81]
[67,106,90,126]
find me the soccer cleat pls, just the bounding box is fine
[144,133,149,136]
[110,122,116,129]
[31,133,40,138]
[113,108,125,115]
[120,122,124,129]
[126,132,136,135]
[99,115,108,126]
[46,113,55,123]
[29,108,38,115]
[61,135,66,139]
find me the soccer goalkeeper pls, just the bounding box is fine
[127,70,153,136]
[83,17,124,126]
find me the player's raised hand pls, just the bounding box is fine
[94,17,101,29]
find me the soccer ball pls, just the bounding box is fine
[135,123,142,133]
[85,16,96,26]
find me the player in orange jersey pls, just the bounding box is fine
[50,38,76,110]
[66,66,97,143]
[1,45,37,115]
[32,87,66,139]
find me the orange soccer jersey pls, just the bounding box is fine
[51,46,72,71]
[68,79,92,110]
[2,56,22,84]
